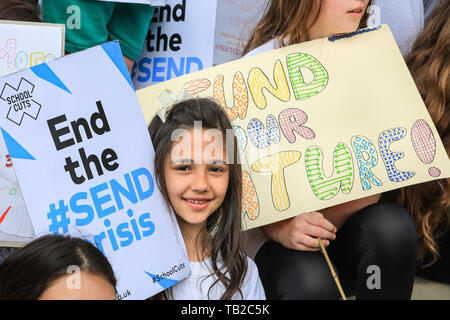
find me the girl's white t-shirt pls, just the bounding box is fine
[171,256,266,300]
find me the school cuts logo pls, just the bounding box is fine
[0,77,41,125]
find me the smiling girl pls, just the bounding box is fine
[148,98,265,300]
[243,0,418,300]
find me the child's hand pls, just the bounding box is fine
[263,212,337,251]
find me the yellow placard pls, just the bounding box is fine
[137,25,450,230]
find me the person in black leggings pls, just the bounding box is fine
[254,199,418,300]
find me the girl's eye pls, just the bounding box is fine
[176,166,191,171]
[209,166,226,173]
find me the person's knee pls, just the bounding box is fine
[359,203,417,248]
[355,202,418,271]
[281,256,340,300]
[347,203,418,299]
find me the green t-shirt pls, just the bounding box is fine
[42,0,155,61]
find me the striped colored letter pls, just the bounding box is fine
[252,151,301,211]
[305,143,354,200]
[247,59,290,110]
[286,53,328,101]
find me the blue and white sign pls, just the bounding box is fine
[132,0,217,89]
[0,41,189,299]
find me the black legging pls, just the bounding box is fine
[254,202,418,299]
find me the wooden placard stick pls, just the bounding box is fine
[318,238,347,300]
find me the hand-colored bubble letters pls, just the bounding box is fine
[410,119,441,177]
[286,53,329,101]
[351,135,382,191]
[247,59,290,110]
[0,39,16,70]
[150,47,446,217]
[0,38,56,72]
[305,143,354,200]
[252,151,301,211]
[214,72,248,121]
[379,128,415,183]
[242,170,259,220]
[278,108,315,143]
[248,115,280,149]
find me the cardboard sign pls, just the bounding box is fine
[136,25,450,231]
[131,0,267,89]
[0,41,189,299]
[0,20,64,78]
[0,20,65,246]
[132,0,216,90]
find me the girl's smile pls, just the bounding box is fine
[183,197,213,210]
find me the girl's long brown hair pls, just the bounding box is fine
[400,0,450,265]
[148,98,247,300]
[243,0,371,55]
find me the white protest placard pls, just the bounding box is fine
[132,0,267,90]
[0,41,189,299]
[0,20,64,78]
[132,0,217,90]
[0,20,65,246]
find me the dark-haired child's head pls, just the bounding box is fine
[0,234,117,300]
[0,0,41,22]
[148,98,242,256]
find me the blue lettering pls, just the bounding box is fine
[137,57,152,82]
[70,192,94,226]
[167,57,185,80]
[152,57,166,82]
[111,173,138,210]
[116,222,134,247]
[134,56,204,83]
[128,209,141,241]
[139,212,155,237]
[131,167,154,201]
[90,182,116,219]
[186,57,203,73]
[94,231,106,254]
[104,218,119,251]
